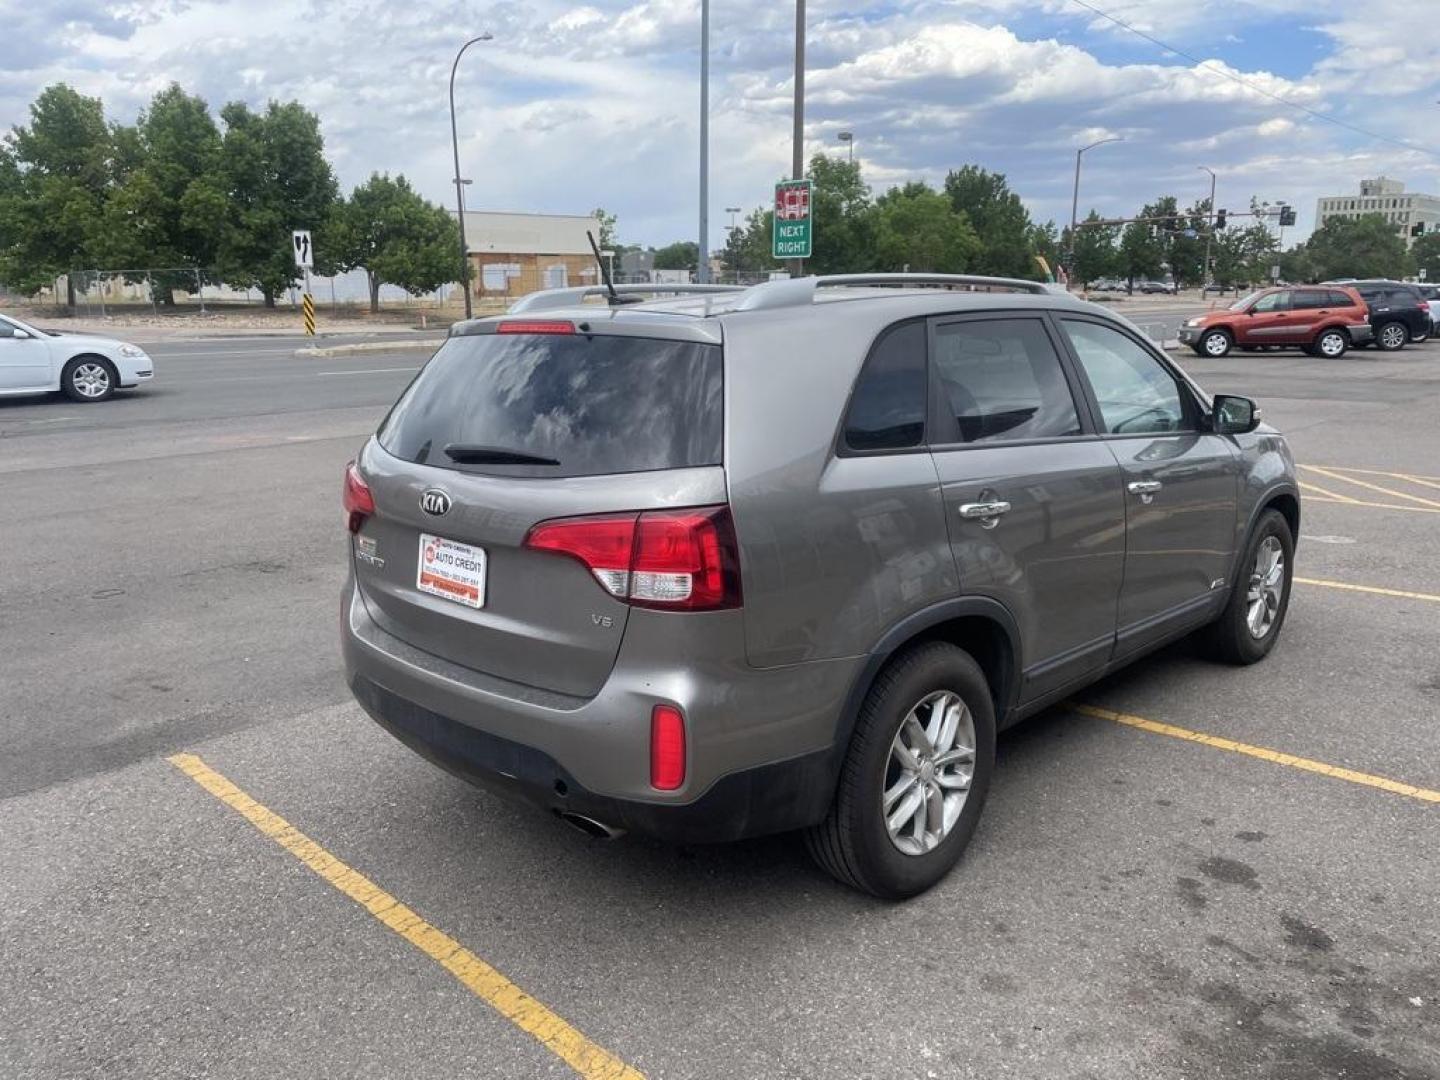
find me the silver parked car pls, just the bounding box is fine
[341,274,1300,899]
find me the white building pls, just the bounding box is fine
[1315,177,1440,248]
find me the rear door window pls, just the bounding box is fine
[1291,290,1326,310]
[378,331,723,477]
[931,318,1081,443]
[842,321,927,451]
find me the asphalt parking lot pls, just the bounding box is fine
[2,327,1438,1080]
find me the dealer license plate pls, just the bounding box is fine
[417,533,487,609]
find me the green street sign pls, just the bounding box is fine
[772,179,813,260]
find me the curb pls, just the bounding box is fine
[294,340,441,358]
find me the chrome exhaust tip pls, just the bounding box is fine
[557,811,625,840]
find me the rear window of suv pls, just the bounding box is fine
[378,331,723,478]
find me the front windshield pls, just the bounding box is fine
[1229,292,1263,311]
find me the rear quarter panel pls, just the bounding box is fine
[721,307,958,669]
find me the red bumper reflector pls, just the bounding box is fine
[650,705,686,791]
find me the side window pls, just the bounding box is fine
[1292,290,1326,310]
[932,318,1081,444]
[1060,320,1193,436]
[1252,291,1290,313]
[1330,290,1358,308]
[842,321,926,452]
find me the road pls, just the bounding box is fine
[2,328,1438,1080]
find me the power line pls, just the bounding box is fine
[1064,0,1440,160]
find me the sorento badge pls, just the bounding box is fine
[419,488,451,516]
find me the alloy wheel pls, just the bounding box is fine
[882,690,975,856]
[1246,536,1285,639]
[1318,332,1345,357]
[1380,324,1406,350]
[72,363,112,398]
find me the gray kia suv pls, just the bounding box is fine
[341,274,1299,899]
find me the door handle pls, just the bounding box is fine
[958,500,1011,526]
[1128,480,1162,504]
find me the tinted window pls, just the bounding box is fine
[378,332,722,478]
[1292,290,1326,310]
[1252,291,1290,313]
[1061,320,1191,436]
[1328,290,1357,307]
[843,321,926,451]
[932,319,1081,444]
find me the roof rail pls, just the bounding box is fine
[734,273,1060,312]
[507,283,745,314]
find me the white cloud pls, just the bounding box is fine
[2,0,1438,249]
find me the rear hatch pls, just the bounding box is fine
[353,318,726,698]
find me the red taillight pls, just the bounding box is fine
[650,705,686,790]
[496,320,575,335]
[343,461,375,534]
[522,504,741,611]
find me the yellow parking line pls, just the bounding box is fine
[1297,479,1361,503]
[1295,576,1440,603]
[1305,465,1440,487]
[1071,705,1440,804]
[167,753,645,1080]
[1303,495,1440,515]
[1299,464,1440,510]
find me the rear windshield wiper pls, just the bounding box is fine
[443,443,560,466]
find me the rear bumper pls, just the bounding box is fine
[349,672,835,842]
[341,575,862,841]
[1346,323,1373,344]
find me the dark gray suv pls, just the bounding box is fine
[341,274,1299,899]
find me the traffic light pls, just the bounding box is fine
[1412,222,1426,238]
[1215,208,1227,230]
[1279,206,1296,227]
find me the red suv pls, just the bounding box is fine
[1178,285,1372,358]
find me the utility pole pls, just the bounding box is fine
[449,32,493,320]
[698,0,710,284]
[789,0,805,279]
[1198,166,1217,286]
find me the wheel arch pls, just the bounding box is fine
[830,597,1022,780]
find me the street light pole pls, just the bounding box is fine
[1198,166,1217,286]
[698,0,710,284]
[790,0,805,278]
[449,32,493,321]
[1068,136,1123,287]
[725,206,742,282]
[837,130,853,163]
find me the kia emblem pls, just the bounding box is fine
[420,488,451,516]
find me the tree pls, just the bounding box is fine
[943,166,1034,278]
[654,241,698,272]
[721,207,778,281]
[1410,231,1440,285]
[1118,218,1164,289]
[0,84,114,300]
[806,154,873,274]
[89,84,227,303]
[1211,223,1278,287]
[215,100,339,306]
[872,182,980,272]
[1303,213,1411,281]
[592,207,617,252]
[332,174,459,312]
[1068,211,1119,286]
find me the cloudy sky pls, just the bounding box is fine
[6,0,1440,250]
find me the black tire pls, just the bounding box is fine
[1312,328,1348,359]
[1198,328,1232,357]
[1375,321,1408,352]
[805,642,996,900]
[1200,509,1294,665]
[60,355,118,402]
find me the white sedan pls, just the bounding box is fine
[0,312,155,402]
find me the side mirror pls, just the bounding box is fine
[1213,394,1261,435]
